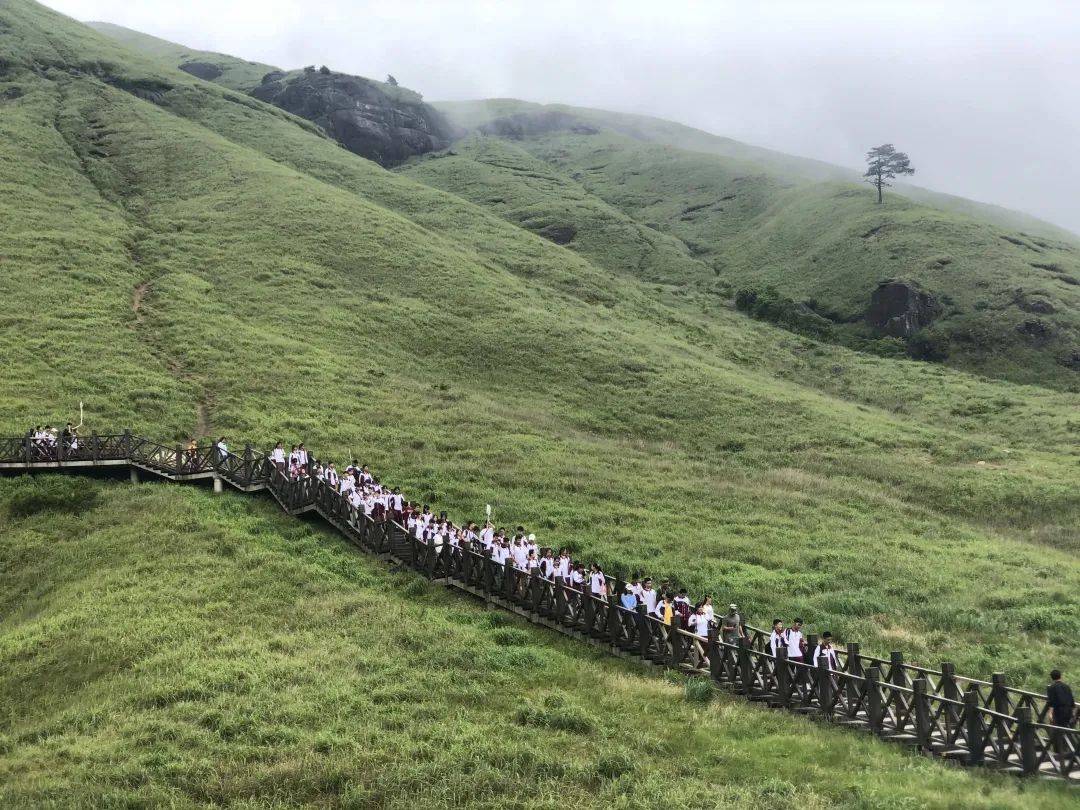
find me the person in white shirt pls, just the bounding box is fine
[812,632,839,670]
[349,489,363,509]
[569,565,585,592]
[271,442,286,472]
[324,463,339,489]
[216,437,228,462]
[555,551,571,584]
[768,619,788,656]
[688,604,711,638]
[296,444,308,469]
[539,549,556,580]
[699,595,715,624]
[589,564,606,597]
[640,578,658,615]
[511,539,528,570]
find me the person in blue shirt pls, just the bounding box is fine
[620,584,638,610]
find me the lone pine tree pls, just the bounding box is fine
[864,144,915,204]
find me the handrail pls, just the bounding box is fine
[1,431,1077,782]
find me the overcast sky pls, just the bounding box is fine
[43,0,1080,234]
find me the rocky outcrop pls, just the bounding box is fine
[478,111,599,140]
[1016,319,1052,341]
[179,61,224,81]
[250,70,461,166]
[865,280,938,338]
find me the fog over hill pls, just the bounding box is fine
[41,0,1080,236]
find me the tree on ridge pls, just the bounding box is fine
[864,144,915,204]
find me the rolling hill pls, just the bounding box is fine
[2,0,1079,805]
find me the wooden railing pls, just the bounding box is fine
[1,432,1077,781]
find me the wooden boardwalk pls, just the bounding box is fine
[2,432,1077,783]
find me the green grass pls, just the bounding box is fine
[1,477,1076,809]
[1,0,1080,801]
[411,125,1080,389]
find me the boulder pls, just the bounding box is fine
[865,280,938,338]
[250,71,461,166]
[179,61,224,81]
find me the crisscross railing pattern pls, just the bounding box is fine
[1,431,1077,782]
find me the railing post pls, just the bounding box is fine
[1016,707,1038,776]
[992,673,1010,761]
[890,651,905,687]
[24,433,31,464]
[738,636,753,697]
[175,443,183,475]
[941,662,960,740]
[914,678,931,751]
[581,587,595,633]
[58,432,67,463]
[845,642,862,714]
[817,656,834,714]
[867,667,883,734]
[666,615,682,668]
[552,576,567,619]
[965,688,985,766]
[503,559,515,602]
[244,445,254,485]
[775,647,790,708]
[637,605,650,661]
[709,626,723,683]
[91,431,100,462]
[607,578,624,643]
[122,429,132,459]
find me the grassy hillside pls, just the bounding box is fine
[406,125,1080,389]
[1,0,1079,799]
[5,478,1074,809]
[438,98,1080,242]
[85,21,276,91]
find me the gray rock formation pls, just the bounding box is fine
[865,280,938,337]
[478,111,599,140]
[179,61,224,81]
[250,70,461,166]
[1016,319,1051,340]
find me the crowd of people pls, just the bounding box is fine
[263,438,850,676]
[27,423,80,457]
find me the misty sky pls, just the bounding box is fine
[42,0,1080,234]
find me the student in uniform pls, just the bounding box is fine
[324,463,339,490]
[688,603,711,638]
[216,437,228,462]
[640,578,658,615]
[589,564,607,597]
[786,617,807,685]
[768,618,788,657]
[654,592,675,625]
[271,442,286,473]
[811,632,839,670]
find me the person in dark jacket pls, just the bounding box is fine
[1048,669,1077,755]
[1048,670,1077,727]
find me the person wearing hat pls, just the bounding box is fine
[721,603,747,645]
[620,583,638,611]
